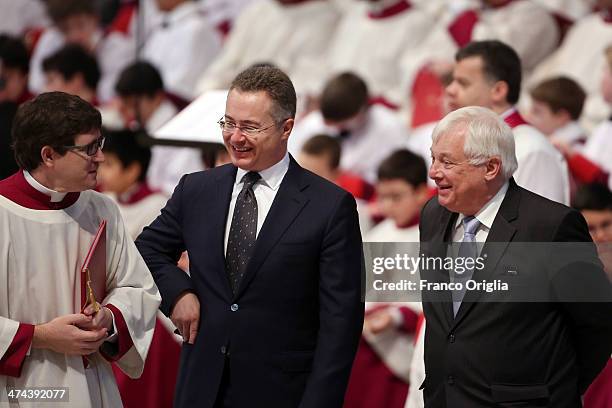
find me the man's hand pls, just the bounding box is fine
[78,305,113,332]
[171,292,200,344]
[32,314,108,355]
[364,309,394,334]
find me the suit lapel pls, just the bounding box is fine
[213,165,238,298]
[425,207,457,329]
[235,157,310,298]
[451,179,520,328]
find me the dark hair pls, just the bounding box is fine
[529,77,586,120]
[115,61,164,98]
[301,134,341,170]
[46,0,97,24]
[320,72,369,122]
[42,44,101,91]
[0,35,29,73]
[230,65,296,121]
[377,149,427,188]
[456,40,522,105]
[12,92,101,171]
[572,184,612,211]
[101,128,151,181]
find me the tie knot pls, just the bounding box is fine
[462,216,480,235]
[241,171,261,190]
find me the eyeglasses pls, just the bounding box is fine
[63,136,105,156]
[218,117,280,137]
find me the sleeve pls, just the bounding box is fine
[101,198,161,378]
[298,193,365,408]
[135,175,195,318]
[0,319,34,377]
[513,149,569,205]
[550,210,612,393]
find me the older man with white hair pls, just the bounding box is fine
[414,106,612,408]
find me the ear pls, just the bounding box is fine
[483,156,502,181]
[281,118,294,142]
[40,145,58,168]
[490,81,509,105]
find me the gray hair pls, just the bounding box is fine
[432,106,518,180]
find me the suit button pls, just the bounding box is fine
[447,375,455,385]
[220,346,227,355]
[230,303,239,312]
[449,333,455,343]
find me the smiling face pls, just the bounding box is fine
[223,90,293,172]
[429,126,491,215]
[49,131,105,192]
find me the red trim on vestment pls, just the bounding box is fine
[0,323,35,377]
[0,171,80,210]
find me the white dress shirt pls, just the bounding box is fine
[452,181,509,244]
[223,153,290,253]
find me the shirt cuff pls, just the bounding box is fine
[104,307,118,343]
[100,304,134,362]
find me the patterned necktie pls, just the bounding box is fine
[452,215,481,316]
[226,171,261,294]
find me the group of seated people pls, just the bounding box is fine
[1,0,611,407]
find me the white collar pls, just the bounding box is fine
[23,170,68,203]
[499,107,516,120]
[235,152,290,191]
[551,121,585,145]
[455,181,509,232]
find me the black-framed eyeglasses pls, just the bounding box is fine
[217,117,282,137]
[63,136,105,156]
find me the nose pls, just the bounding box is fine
[93,148,105,162]
[445,81,457,97]
[429,159,442,181]
[229,128,246,144]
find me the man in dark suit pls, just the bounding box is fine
[419,106,612,407]
[136,66,364,408]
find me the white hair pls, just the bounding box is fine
[432,106,518,180]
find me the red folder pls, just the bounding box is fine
[80,220,107,313]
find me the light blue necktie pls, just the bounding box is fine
[452,216,481,316]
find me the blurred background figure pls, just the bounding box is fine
[29,0,135,103]
[114,61,204,196]
[290,72,407,183]
[196,0,340,95]
[298,134,375,233]
[344,149,429,408]
[140,0,221,101]
[42,44,101,105]
[97,129,168,240]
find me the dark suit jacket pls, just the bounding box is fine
[419,179,612,408]
[136,157,364,408]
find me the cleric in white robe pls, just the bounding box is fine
[0,92,160,408]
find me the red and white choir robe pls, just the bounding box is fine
[103,182,181,408]
[502,108,570,205]
[344,223,422,408]
[28,26,135,104]
[527,10,612,130]
[103,182,168,242]
[196,0,340,96]
[289,104,408,184]
[445,0,559,72]
[584,357,612,408]
[323,0,437,107]
[549,120,587,149]
[0,171,160,408]
[145,100,205,197]
[141,1,221,101]
[581,118,612,191]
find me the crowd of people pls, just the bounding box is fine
[1,0,612,407]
